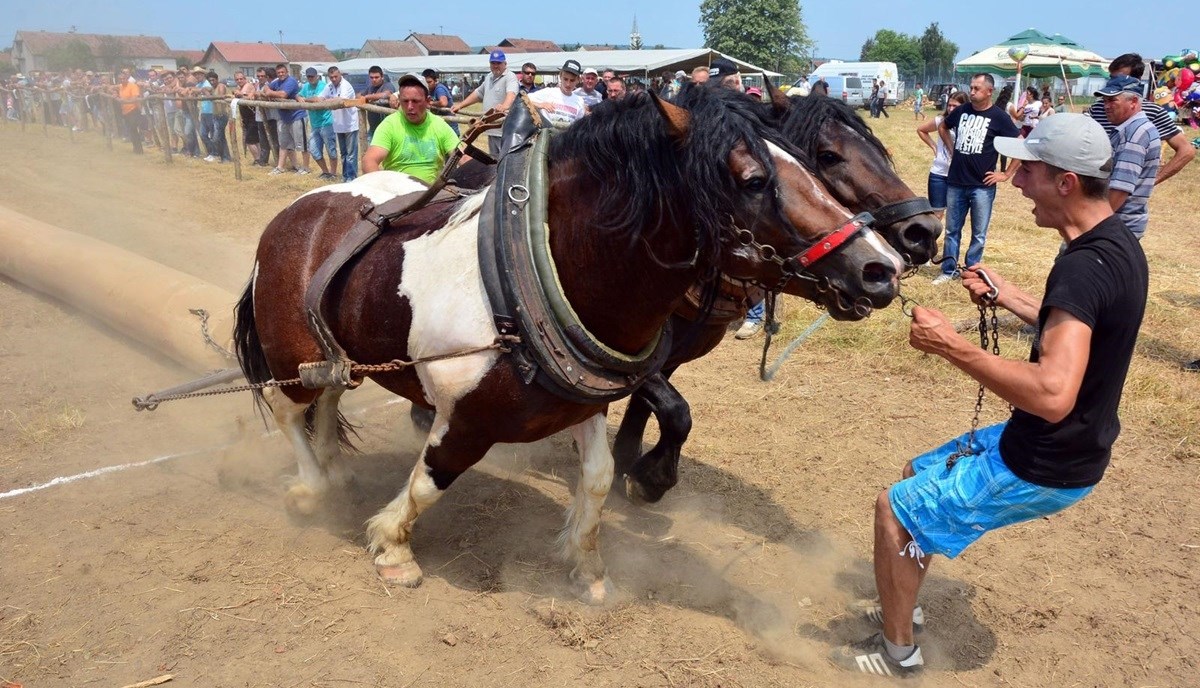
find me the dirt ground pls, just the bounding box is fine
[0,110,1198,688]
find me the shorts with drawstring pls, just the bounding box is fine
[888,423,1093,558]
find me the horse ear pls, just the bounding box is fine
[651,92,690,140]
[764,78,790,113]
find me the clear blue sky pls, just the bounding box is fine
[1,0,1186,67]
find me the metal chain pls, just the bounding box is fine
[946,299,1000,469]
[190,308,236,359]
[134,336,519,410]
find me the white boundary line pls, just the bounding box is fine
[0,445,229,501]
[0,396,411,503]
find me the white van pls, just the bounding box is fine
[810,61,901,106]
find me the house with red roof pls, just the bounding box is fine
[358,40,423,60]
[498,38,561,53]
[198,41,286,79]
[11,30,176,73]
[405,33,471,56]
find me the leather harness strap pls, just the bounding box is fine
[477,96,672,404]
[870,196,935,228]
[793,214,871,269]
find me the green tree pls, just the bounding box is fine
[859,29,921,76]
[45,38,95,71]
[699,0,814,73]
[918,22,958,78]
[93,36,125,73]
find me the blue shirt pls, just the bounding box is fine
[269,75,304,123]
[1107,112,1161,238]
[197,81,214,114]
[299,79,332,129]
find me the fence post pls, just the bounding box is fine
[157,99,173,164]
[41,92,49,137]
[20,90,27,133]
[227,116,242,181]
[108,96,120,153]
[358,108,368,176]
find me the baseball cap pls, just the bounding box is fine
[560,59,582,76]
[304,67,319,77]
[993,113,1113,179]
[192,66,207,73]
[745,87,763,98]
[674,70,686,79]
[489,49,506,63]
[397,73,429,94]
[1094,75,1143,97]
[709,57,739,78]
[582,67,598,76]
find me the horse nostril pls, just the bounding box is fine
[902,224,935,250]
[862,261,895,285]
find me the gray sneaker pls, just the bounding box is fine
[268,167,285,176]
[832,633,924,678]
[734,320,763,340]
[295,168,310,176]
[930,272,957,286]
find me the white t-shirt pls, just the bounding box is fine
[930,114,954,177]
[529,87,586,125]
[324,79,360,134]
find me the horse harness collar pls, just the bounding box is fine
[476,96,673,405]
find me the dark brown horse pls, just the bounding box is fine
[233,89,902,603]
[613,91,944,504]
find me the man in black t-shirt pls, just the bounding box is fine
[933,73,1021,285]
[836,114,1148,678]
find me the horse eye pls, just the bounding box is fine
[743,177,768,192]
[817,151,842,166]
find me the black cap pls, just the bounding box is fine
[304,67,319,77]
[709,57,739,78]
[561,59,582,76]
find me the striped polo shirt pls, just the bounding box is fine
[1107,111,1161,238]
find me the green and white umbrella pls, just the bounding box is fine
[955,28,1109,79]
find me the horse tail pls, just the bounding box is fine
[303,405,362,454]
[233,275,271,417]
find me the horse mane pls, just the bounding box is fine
[548,88,803,265]
[778,94,892,165]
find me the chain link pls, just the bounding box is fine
[946,298,1001,469]
[133,335,520,411]
[189,308,236,359]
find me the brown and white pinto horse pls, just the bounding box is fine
[233,90,903,603]
[613,90,945,504]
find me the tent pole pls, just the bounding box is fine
[1059,59,1073,109]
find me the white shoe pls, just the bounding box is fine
[734,320,763,340]
[204,155,216,162]
[268,167,285,176]
[931,273,956,286]
[295,168,310,175]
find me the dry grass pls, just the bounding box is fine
[2,401,85,449]
[766,106,1200,451]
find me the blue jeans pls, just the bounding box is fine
[940,184,996,276]
[337,131,359,181]
[308,124,337,163]
[198,113,216,157]
[745,300,765,324]
[212,115,230,161]
[927,173,948,211]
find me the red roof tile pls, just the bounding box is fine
[408,33,471,54]
[277,43,336,63]
[499,38,561,52]
[14,31,172,58]
[205,41,286,64]
[361,40,422,57]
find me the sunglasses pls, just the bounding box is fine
[523,71,536,75]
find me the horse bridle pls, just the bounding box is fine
[725,210,876,317]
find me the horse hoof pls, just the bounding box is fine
[284,484,322,516]
[623,475,668,506]
[409,405,435,434]
[572,575,615,606]
[377,561,424,587]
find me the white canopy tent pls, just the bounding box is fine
[334,48,782,79]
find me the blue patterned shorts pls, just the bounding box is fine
[889,423,1093,559]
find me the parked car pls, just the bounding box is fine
[804,75,869,108]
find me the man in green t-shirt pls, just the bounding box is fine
[362,74,459,184]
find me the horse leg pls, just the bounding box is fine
[612,379,656,479]
[311,386,352,488]
[624,374,691,505]
[264,386,326,516]
[366,411,485,587]
[560,413,616,605]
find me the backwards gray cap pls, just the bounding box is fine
[993,113,1114,179]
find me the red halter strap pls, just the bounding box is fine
[793,213,872,270]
